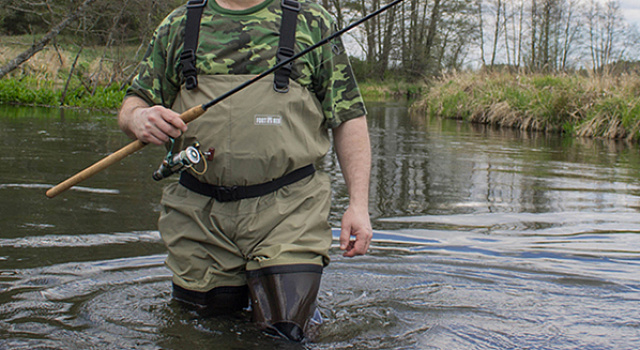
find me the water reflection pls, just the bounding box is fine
[366,101,640,219]
[1,104,640,349]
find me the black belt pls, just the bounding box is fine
[179,164,315,202]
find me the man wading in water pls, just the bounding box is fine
[117,0,372,342]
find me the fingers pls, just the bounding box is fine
[133,106,186,145]
[165,108,188,133]
[340,207,373,257]
[341,230,371,257]
[339,225,352,251]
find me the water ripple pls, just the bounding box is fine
[0,231,161,248]
[378,211,640,227]
[0,183,120,195]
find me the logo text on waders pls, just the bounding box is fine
[254,115,282,126]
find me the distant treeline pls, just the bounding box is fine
[0,0,182,44]
[321,0,640,79]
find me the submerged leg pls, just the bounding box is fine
[246,264,323,342]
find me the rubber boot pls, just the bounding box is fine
[172,283,249,317]
[246,264,323,342]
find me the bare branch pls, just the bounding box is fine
[0,0,98,79]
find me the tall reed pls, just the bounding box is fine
[413,71,640,140]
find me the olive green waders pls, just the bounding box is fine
[159,75,332,341]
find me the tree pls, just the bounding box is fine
[585,0,629,73]
[489,0,503,66]
[0,0,98,79]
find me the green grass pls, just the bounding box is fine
[359,80,424,101]
[0,77,126,110]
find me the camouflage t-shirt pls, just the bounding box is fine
[127,0,366,128]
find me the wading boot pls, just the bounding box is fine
[246,264,322,342]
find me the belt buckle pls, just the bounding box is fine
[215,185,238,202]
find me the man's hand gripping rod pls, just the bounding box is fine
[45,0,405,198]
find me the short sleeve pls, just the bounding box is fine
[313,18,367,128]
[125,9,184,108]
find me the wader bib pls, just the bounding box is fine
[170,74,330,186]
[161,73,331,341]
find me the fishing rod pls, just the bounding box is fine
[45,0,405,198]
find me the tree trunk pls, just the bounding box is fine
[502,1,510,66]
[490,0,502,66]
[477,0,487,66]
[360,0,378,69]
[424,0,443,74]
[380,0,398,73]
[530,0,538,70]
[517,0,524,69]
[541,0,552,71]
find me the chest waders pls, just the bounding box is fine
[168,0,327,341]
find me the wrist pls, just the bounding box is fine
[348,200,369,213]
[118,97,150,137]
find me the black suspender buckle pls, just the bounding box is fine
[274,47,295,93]
[276,47,295,63]
[184,75,198,91]
[180,49,198,90]
[187,0,208,9]
[274,0,300,93]
[182,0,207,90]
[281,0,301,12]
[180,49,196,66]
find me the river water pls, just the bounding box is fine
[1,103,639,349]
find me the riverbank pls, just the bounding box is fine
[0,75,420,111]
[2,39,640,141]
[0,37,135,110]
[413,71,640,141]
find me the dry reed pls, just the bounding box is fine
[413,71,640,140]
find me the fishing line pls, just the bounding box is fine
[191,148,208,176]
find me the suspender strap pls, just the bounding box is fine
[179,164,315,202]
[273,0,301,93]
[181,0,208,90]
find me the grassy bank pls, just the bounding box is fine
[0,36,137,110]
[359,80,424,101]
[0,77,125,110]
[413,71,640,140]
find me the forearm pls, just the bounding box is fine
[333,115,372,257]
[333,116,371,209]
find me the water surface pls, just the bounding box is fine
[1,104,639,349]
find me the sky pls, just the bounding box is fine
[618,0,640,29]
